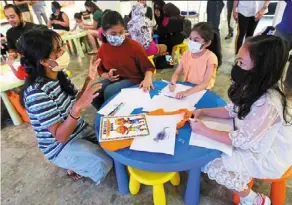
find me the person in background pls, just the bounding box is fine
[128,4,160,56]
[233,0,271,54]
[157,3,184,54]
[31,0,48,25]
[1,33,8,57]
[84,1,103,54]
[129,0,153,21]
[92,11,155,109]
[13,0,33,23]
[275,0,292,50]
[4,4,39,60]
[71,13,84,31]
[48,1,70,31]
[206,0,224,34]
[152,0,165,29]
[19,28,112,182]
[225,0,234,40]
[191,35,292,205]
[169,22,222,99]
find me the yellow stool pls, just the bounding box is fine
[128,167,180,205]
[148,55,156,74]
[171,42,188,64]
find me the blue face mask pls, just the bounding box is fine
[52,7,57,13]
[106,34,125,46]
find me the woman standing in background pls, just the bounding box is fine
[31,0,48,25]
[13,0,33,23]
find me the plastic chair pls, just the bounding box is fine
[148,55,156,74]
[128,167,180,205]
[171,42,188,64]
[233,167,292,205]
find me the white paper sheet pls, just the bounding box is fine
[130,115,182,155]
[160,84,207,106]
[189,117,234,156]
[142,95,194,112]
[98,88,151,116]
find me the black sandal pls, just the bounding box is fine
[225,32,233,40]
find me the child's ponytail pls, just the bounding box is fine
[192,22,222,68]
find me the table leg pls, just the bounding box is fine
[184,167,201,205]
[0,92,23,126]
[114,160,129,195]
[73,38,85,58]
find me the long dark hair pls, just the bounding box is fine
[51,1,61,10]
[101,10,125,43]
[192,22,222,67]
[228,35,291,123]
[84,0,101,14]
[17,28,75,107]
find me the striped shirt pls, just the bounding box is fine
[24,77,87,160]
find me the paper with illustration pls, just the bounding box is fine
[99,114,150,142]
[189,117,234,156]
[130,115,182,155]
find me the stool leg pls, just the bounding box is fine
[153,184,166,205]
[271,181,286,205]
[170,172,180,186]
[129,175,141,195]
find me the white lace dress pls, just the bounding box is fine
[202,90,292,192]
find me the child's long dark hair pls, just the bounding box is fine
[17,28,75,107]
[192,22,222,68]
[228,35,291,124]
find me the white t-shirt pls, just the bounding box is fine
[238,1,268,17]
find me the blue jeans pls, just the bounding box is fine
[207,0,225,33]
[51,126,113,184]
[92,79,137,109]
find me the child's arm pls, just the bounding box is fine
[178,64,216,98]
[169,62,183,92]
[71,23,77,31]
[194,107,232,119]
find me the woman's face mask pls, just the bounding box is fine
[49,51,70,72]
[106,34,125,46]
[188,39,204,53]
[52,7,57,13]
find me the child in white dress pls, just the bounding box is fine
[190,35,292,205]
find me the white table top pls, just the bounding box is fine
[0,63,25,92]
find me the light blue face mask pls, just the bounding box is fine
[106,34,125,46]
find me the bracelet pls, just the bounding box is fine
[69,110,80,120]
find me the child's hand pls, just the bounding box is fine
[6,58,14,67]
[176,91,188,99]
[190,118,208,135]
[169,82,176,92]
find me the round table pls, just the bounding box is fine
[95,80,226,205]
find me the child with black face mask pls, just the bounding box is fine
[190,35,292,205]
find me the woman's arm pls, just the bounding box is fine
[82,20,97,30]
[54,13,70,28]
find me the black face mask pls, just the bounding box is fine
[231,64,252,83]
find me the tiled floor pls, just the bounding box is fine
[1,19,291,205]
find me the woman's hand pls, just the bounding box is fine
[190,118,208,136]
[255,8,266,21]
[139,75,154,92]
[176,91,189,99]
[233,10,238,22]
[88,56,101,80]
[73,81,101,113]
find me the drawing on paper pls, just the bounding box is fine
[99,114,150,142]
[153,127,170,142]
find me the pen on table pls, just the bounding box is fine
[108,102,124,116]
[164,94,178,99]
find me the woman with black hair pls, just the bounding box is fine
[92,10,155,109]
[157,2,185,54]
[152,0,165,28]
[48,1,70,31]
[191,35,292,205]
[18,28,112,182]
[84,1,103,54]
